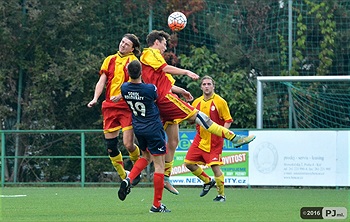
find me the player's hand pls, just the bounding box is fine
[87,99,97,108]
[185,70,199,80]
[182,90,194,102]
[110,95,122,103]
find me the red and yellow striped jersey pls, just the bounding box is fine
[140,48,173,97]
[99,51,138,106]
[192,94,233,152]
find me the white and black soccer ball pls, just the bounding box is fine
[168,11,187,31]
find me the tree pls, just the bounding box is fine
[179,46,256,128]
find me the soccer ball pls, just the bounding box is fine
[168,11,187,31]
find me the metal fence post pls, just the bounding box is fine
[81,132,85,187]
[1,132,5,188]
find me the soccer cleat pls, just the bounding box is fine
[200,179,216,197]
[164,176,179,195]
[213,195,226,202]
[118,178,131,201]
[149,203,171,213]
[231,135,256,148]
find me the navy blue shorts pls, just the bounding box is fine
[135,129,167,155]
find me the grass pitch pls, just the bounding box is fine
[1,186,349,222]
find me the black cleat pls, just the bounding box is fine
[118,178,131,201]
[149,203,171,213]
[200,179,216,197]
[213,195,226,202]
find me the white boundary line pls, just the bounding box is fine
[0,195,27,198]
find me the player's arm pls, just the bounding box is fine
[171,85,193,102]
[162,65,199,80]
[220,99,233,129]
[87,73,107,107]
[223,122,232,129]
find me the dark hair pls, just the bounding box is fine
[146,30,170,47]
[201,75,215,86]
[124,33,141,56]
[127,60,142,79]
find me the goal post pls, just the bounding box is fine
[256,76,350,129]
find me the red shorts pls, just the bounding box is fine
[157,92,198,126]
[184,138,224,167]
[101,100,132,134]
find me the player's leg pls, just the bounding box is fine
[103,106,128,180]
[189,111,256,147]
[121,114,141,185]
[121,126,140,164]
[186,164,212,183]
[163,123,179,195]
[209,147,225,201]
[150,155,170,212]
[151,155,166,209]
[147,129,171,213]
[118,137,151,201]
[184,145,215,197]
[105,131,127,180]
[211,165,226,202]
[127,153,150,185]
[158,93,255,147]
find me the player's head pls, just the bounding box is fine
[120,33,141,56]
[200,75,215,96]
[146,30,170,54]
[127,60,142,80]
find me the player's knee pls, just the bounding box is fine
[105,137,120,157]
[185,162,196,171]
[124,142,134,152]
[195,111,213,129]
[167,138,179,150]
[142,152,152,163]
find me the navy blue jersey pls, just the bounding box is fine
[121,82,163,134]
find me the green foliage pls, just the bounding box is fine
[178,46,256,128]
[305,0,336,76]
[278,33,288,76]
[285,0,337,76]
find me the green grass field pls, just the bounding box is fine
[1,186,349,222]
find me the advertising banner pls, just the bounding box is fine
[169,130,250,186]
[248,130,349,186]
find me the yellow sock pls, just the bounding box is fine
[109,153,126,179]
[129,144,140,163]
[215,174,225,196]
[164,160,173,177]
[192,167,211,184]
[208,122,235,140]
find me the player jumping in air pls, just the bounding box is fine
[118,60,171,213]
[140,30,256,194]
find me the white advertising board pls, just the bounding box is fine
[248,130,349,186]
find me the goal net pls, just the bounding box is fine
[257,76,350,129]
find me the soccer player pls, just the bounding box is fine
[87,34,141,185]
[140,30,256,194]
[118,60,171,213]
[185,76,232,202]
